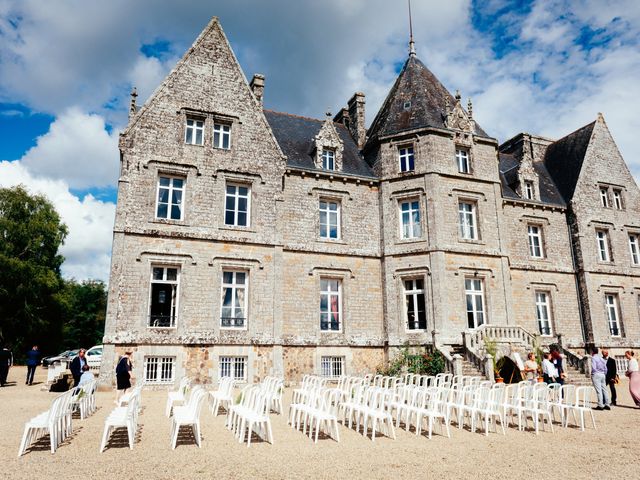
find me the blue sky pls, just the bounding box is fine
[1,0,639,281]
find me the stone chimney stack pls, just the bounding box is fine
[333,107,350,127]
[250,74,265,106]
[347,92,366,149]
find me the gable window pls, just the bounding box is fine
[613,189,623,209]
[322,149,335,171]
[321,356,344,378]
[524,181,534,200]
[596,230,611,262]
[398,146,415,172]
[320,278,341,331]
[456,148,470,174]
[156,176,184,220]
[185,118,204,145]
[219,356,247,381]
[535,291,552,336]
[605,294,621,337]
[527,225,544,258]
[404,278,427,330]
[144,356,175,384]
[225,184,250,227]
[600,187,609,208]
[220,270,247,329]
[319,200,340,240]
[399,198,421,239]
[213,122,231,149]
[465,277,485,329]
[149,266,179,327]
[629,234,640,265]
[458,201,478,240]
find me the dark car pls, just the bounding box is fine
[42,349,79,367]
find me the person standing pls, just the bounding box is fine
[115,351,133,404]
[625,351,640,408]
[0,345,12,387]
[523,352,539,383]
[550,347,565,385]
[590,346,610,410]
[25,345,41,385]
[69,349,87,387]
[542,352,558,384]
[602,349,617,406]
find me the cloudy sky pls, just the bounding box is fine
[1,0,639,281]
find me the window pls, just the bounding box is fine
[399,198,421,239]
[597,230,611,262]
[322,149,335,171]
[524,181,534,200]
[320,278,341,331]
[319,200,340,240]
[156,176,184,220]
[527,225,544,258]
[398,146,415,172]
[605,294,621,337]
[144,356,175,383]
[404,278,427,330]
[149,266,179,327]
[220,270,247,328]
[321,356,344,378]
[613,189,623,209]
[219,356,247,381]
[535,291,552,336]
[458,201,477,240]
[456,148,470,174]
[600,187,609,207]
[465,278,485,329]
[629,234,640,265]
[213,122,231,149]
[224,184,250,227]
[185,118,204,145]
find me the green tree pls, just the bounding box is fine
[59,279,107,350]
[0,185,68,358]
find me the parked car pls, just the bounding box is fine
[42,349,78,367]
[85,345,103,369]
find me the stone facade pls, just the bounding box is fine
[100,17,640,387]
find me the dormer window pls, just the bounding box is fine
[185,118,204,145]
[456,148,470,174]
[213,122,231,149]
[322,149,335,171]
[524,181,534,200]
[399,146,415,172]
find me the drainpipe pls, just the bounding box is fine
[567,217,587,351]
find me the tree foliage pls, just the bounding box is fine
[59,279,107,351]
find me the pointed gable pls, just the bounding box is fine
[313,113,344,170]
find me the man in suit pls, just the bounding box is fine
[602,348,617,406]
[0,345,13,386]
[69,348,87,387]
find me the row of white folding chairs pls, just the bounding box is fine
[226,384,274,447]
[338,385,396,441]
[210,377,236,416]
[18,387,78,456]
[100,387,142,452]
[288,387,342,443]
[71,379,98,420]
[393,385,451,439]
[292,375,327,403]
[259,376,284,414]
[165,377,192,417]
[170,386,208,449]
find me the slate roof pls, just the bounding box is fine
[264,110,375,178]
[498,153,566,207]
[543,121,595,202]
[365,55,489,145]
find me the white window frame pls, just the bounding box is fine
[613,189,623,210]
[535,291,553,336]
[600,187,609,208]
[527,224,545,258]
[524,181,534,200]
[398,146,415,172]
[465,277,485,329]
[219,356,247,381]
[321,356,344,378]
[148,266,180,328]
[184,117,204,145]
[458,201,478,240]
[213,122,231,149]
[224,183,250,227]
[319,199,341,240]
[156,176,185,221]
[597,230,611,262]
[320,278,342,332]
[322,149,335,171]
[605,294,621,337]
[144,356,175,384]
[399,198,421,239]
[404,278,427,331]
[629,234,640,265]
[456,148,470,174]
[220,270,248,329]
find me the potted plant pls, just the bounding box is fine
[483,337,503,382]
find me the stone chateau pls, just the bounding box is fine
[100,17,640,386]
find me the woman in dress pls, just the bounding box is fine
[625,350,640,407]
[115,351,133,404]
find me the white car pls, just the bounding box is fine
[85,345,103,369]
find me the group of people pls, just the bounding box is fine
[521,347,566,384]
[591,347,640,410]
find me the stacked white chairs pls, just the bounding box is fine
[100,388,141,452]
[165,377,192,417]
[562,386,596,431]
[46,362,67,385]
[226,385,273,447]
[210,377,235,416]
[170,386,207,449]
[288,388,341,443]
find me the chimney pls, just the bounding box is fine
[250,74,265,106]
[347,92,366,149]
[333,107,350,127]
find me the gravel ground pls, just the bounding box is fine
[1,366,638,480]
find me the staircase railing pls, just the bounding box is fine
[561,347,591,377]
[426,343,458,375]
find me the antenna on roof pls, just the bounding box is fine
[408,0,416,56]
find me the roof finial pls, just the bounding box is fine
[129,87,138,120]
[455,89,461,101]
[325,107,332,119]
[408,0,416,56]
[467,97,473,118]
